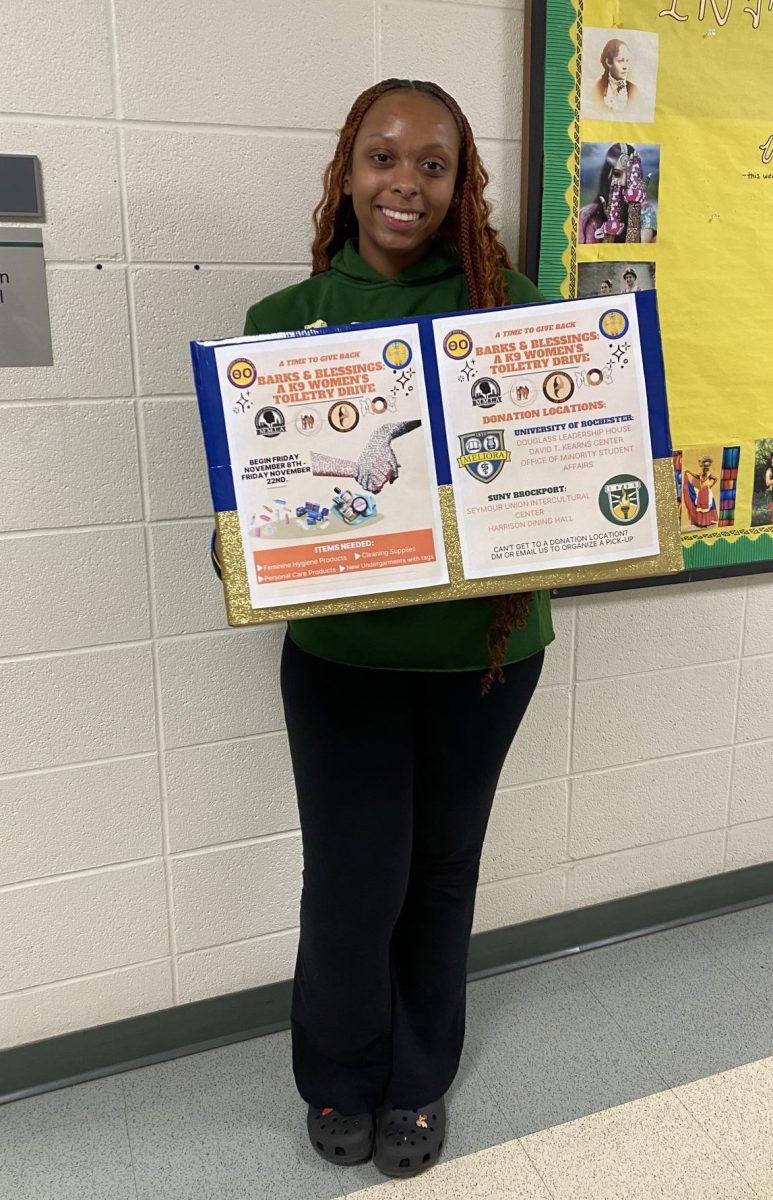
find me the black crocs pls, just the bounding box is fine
[307,1105,375,1166]
[373,1095,446,1178]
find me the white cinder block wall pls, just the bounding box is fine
[1,0,771,1052]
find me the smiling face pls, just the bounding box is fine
[607,43,631,81]
[343,90,460,277]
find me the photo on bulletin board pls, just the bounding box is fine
[520,0,773,590]
[578,261,656,298]
[580,27,660,124]
[578,141,660,245]
[674,445,740,532]
[751,438,773,528]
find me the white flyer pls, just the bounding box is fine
[433,295,659,579]
[216,323,448,608]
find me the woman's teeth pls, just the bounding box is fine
[381,207,421,223]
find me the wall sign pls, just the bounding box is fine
[0,229,53,368]
[0,154,44,220]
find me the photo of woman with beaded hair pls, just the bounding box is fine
[581,27,659,124]
[579,142,659,245]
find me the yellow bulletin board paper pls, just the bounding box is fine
[529,0,773,576]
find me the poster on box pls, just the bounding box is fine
[193,292,681,624]
[215,323,448,608]
[433,294,658,579]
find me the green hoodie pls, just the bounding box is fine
[243,238,554,671]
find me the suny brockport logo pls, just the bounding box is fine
[599,474,649,525]
[457,431,511,483]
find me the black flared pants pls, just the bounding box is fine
[280,634,543,1113]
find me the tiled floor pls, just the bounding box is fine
[2,903,773,1199]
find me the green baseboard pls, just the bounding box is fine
[2,861,771,1105]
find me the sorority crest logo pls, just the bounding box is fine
[599,308,629,339]
[471,377,502,408]
[510,378,537,409]
[328,401,359,432]
[382,338,412,369]
[457,431,511,483]
[295,410,322,436]
[542,370,574,404]
[599,474,649,525]
[443,329,473,360]
[254,407,286,437]
[227,357,257,389]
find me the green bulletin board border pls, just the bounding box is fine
[538,0,579,300]
[527,0,773,587]
[683,531,773,570]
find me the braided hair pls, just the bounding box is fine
[312,79,533,694]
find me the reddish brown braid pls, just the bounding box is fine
[311,79,533,695]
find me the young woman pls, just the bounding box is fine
[583,37,653,122]
[214,78,553,1179]
[595,38,638,114]
[683,456,719,528]
[579,142,657,244]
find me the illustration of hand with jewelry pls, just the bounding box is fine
[310,420,421,494]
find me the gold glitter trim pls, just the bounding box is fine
[215,510,257,626]
[215,457,681,625]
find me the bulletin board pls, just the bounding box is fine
[521,0,773,587]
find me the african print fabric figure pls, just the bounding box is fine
[683,457,719,528]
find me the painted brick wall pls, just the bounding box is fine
[1,0,771,1051]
